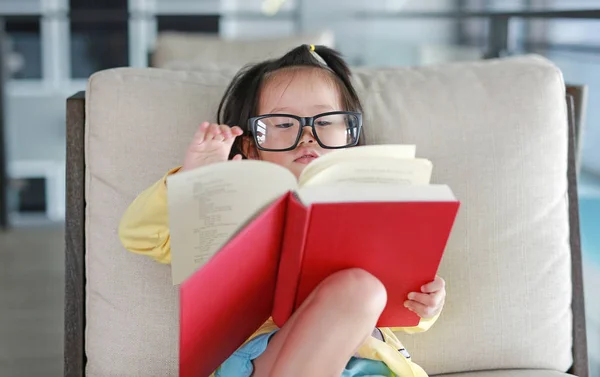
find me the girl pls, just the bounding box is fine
[119,45,446,377]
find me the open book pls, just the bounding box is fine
[166,145,460,377]
[167,144,436,285]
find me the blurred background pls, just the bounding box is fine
[0,0,598,376]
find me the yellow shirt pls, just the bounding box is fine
[119,168,437,377]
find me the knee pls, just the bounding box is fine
[314,268,387,316]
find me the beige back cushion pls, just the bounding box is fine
[151,30,335,69]
[84,55,572,376]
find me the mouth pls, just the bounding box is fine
[293,151,319,164]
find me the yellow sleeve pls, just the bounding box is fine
[118,167,181,264]
[390,312,440,334]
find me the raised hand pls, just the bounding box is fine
[181,122,244,172]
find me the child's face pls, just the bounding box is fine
[252,68,345,179]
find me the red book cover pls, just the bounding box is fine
[179,194,289,377]
[291,201,459,327]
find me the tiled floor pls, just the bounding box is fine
[0,225,65,377]
[0,174,599,376]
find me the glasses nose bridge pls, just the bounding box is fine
[298,116,316,143]
[298,116,314,129]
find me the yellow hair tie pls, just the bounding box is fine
[308,44,330,70]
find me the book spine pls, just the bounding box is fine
[271,193,311,327]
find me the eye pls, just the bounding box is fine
[315,120,332,127]
[275,122,295,129]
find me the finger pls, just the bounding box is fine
[421,276,445,293]
[232,154,243,161]
[222,125,244,141]
[205,123,223,140]
[212,124,226,141]
[208,123,222,134]
[219,124,233,139]
[404,300,438,319]
[230,126,244,136]
[192,122,210,142]
[223,128,243,147]
[407,292,439,308]
[196,121,209,132]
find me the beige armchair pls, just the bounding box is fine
[64,55,588,376]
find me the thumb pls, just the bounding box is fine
[232,154,243,161]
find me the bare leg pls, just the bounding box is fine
[253,268,387,377]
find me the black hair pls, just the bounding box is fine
[216,44,364,159]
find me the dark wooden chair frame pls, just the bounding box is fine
[63,91,589,377]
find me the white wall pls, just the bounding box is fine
[5,94,66,163]
[219,0,460,67]
[219,0,297,38]
[544,0,600,176]
[460,0,600,176]
[550,51,600,176]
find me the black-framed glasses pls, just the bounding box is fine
[248,111,362,152]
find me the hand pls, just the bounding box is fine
[182,122,244,172]
[404,276,445,319]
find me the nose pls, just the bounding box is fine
[298,125,316,145]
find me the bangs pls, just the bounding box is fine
[259,66,359,114]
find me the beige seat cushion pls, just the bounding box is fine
[435,370,573,377]
[84,55,572,376]
[151,30,334,69]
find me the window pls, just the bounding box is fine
[5,16,42,79]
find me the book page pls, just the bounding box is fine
[300,158,433,188]
[296,184,455,205]
[166,160,297,285]
[298,144,416,187]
